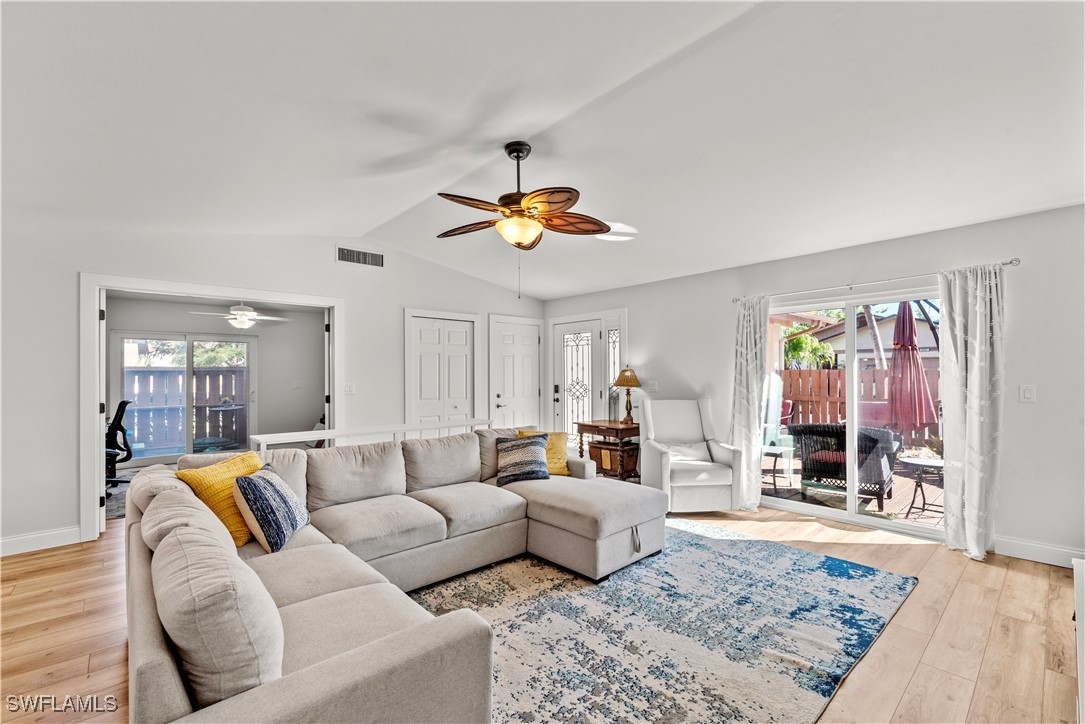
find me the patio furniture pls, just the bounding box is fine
[899,457,945,518]
[762,445,791,493]
[789,423,902,511]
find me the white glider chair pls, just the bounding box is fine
[641,397,742,512]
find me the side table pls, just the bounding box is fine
[574,420,640,481]
[899,457,945,518]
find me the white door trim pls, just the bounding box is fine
[403,308,485,425]
[80,272,345,543]
[488,314,544,428]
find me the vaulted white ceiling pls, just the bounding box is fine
[4,2,1082,300]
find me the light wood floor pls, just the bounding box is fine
[0,512,1077,723]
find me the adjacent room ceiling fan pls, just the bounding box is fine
[189,304,287,329]
[436,141,610,251]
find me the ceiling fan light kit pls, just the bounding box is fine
[189,303,289,327]
[437,140,611,251]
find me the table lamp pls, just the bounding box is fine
[613,368,641,424]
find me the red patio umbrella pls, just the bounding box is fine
[887,301,937,436]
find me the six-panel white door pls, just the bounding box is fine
[489,320,541,428]
[407,316,474,430]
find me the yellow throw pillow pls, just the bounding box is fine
[517,430,571,476]
[176,451,263,547]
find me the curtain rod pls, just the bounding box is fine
[730,257,1020,303]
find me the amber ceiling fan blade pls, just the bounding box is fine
[520,187,580,215]
[539,213,611,235]
[437,192,506,215]
[436,218,500,238]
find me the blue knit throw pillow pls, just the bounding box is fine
[233,464,310,553]
[495,435,550,486]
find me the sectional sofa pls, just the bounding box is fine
[125,427,669,723]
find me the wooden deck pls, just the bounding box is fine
[762,453,946,527]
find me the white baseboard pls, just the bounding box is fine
[1,526,82,556]
[994,535,1084,569]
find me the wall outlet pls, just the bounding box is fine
[1018,384,1037,403]
[645,380,659,393]
[345,383,357,395]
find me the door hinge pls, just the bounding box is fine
[100,402,106,414]
[325,394,331,404]
[599,330,602,339]
[325,323,330,333]
[99,309,106,321]
[99,495,106,508]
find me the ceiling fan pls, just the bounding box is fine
[189,304,288,329]
[436,141,610,251]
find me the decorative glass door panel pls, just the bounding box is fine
[553,320,603,434]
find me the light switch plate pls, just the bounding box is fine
[646,380,659,393]
[345,383,357,395]
[1019,384,1037,403]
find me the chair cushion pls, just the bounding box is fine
[669,460,734,487]
[475,426,536,480]
[244,544,387,608]
[180,449,308,508]
[496,436,549,486]
[408,482,527,538]
[235,524,332,561]
[401,432,481,492]
[517,430,571,475]
[175,451,263,546]
[141,489,234,552]
[305,441,406,510]
[503,477,668,540]
[810,450,847,465]
[152,526,283,708]
[234,465,311,553]
[308,495,447,560]
[667,442,712,462]
[279,584,433,675]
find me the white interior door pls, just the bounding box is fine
[552,320,604,434]
[407,316,474,431]
[489,318,541,428]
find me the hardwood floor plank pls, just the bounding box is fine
[966,613,1045,723]
[891,573,957,636]
[917,544,968,583]
[1041,669,1079,724]
[958,552,1009,590]
[1,628,129,679]
[0,655,90,698]
[87,644,127,673]
[1045,567,1077,677]
[2,571,127,606]
[820,623,929,723]
[0,601,87,635]
[11,606,131,644]
[3,584,15,596]
[920,580,1000,680]
[890,662,975,723]
[996,556,1049,625]
[4,665,128,723]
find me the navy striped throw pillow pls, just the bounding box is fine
[496,435,550,486]
[233,464,310,553]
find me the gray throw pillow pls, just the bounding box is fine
[496,435,550,486]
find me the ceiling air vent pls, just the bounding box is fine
[337,246,384,268]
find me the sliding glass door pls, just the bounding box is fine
[113,334,255,463]
[762,293,943,532]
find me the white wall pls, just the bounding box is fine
[544,205,1085,562]
[1,227,541,544]
[105,297,327,440]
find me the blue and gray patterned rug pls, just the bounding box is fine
[411,518,916,723]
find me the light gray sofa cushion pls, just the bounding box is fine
[503,476,669,540]
[151,526,284,708]
[178,449,309,507]
[278,584,434,675]
[408,482,527,538]
[140,489,234,552]
[235,524,333,561]
[129,465,192,514]
[245,544,387,608]
[475,426,536,481]
[308,495,448,560]
[305,441,406,510]
[401,432,481,492]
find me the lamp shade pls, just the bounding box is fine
[228,317,255,329]
[496,217,543,248]
[613,368,641,388]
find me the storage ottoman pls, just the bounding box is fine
[502,477,669,580]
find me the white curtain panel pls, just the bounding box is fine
[730,296,769,511]
[938,264,1006,560]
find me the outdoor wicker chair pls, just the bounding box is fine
[789,423,902,511]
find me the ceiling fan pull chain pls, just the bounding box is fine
[517,252,521,300]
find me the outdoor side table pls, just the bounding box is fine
[899,457,945,518]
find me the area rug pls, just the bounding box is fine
[410,518,916,722]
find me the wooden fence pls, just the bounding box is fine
[123,367,248,456]
[781,368,941,446]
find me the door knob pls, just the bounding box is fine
[496,403,507,409]
[554,397,560,403]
